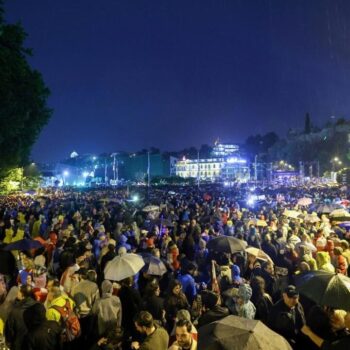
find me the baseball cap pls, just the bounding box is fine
[284,285,299,298]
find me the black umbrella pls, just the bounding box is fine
[297,271,350,310]
[207,236,247,254]
[3,238,43,251]
[198,315,292,350]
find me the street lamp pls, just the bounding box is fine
[63,170,69,186]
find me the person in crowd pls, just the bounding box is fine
[168,319,197,350]
[302,310,350,349]
[197,291,229,329]
[250,276,273,324]
[268,285,306,349]
[71,268,100,345]
[131,311,169,350]
[236,283,256,319]
[22,302,61,350]
[4,285,36,350]
[92,279,122,338]
[164,280,190,332]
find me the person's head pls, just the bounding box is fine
[134,311,154,334]
[17,284,34,301]
[46,286,62,302]
[262,261,274,275]
[175,319,193,348]
[344,311,350,329]
[282,285,299,308]
[201,291,219,310]
[170,279,182,296]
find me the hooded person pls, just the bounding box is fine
[22,302,61,350]
[316,251,335,273]
[92,280,122,337]
[236,283,256,320]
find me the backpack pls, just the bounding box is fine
[51,299,81,342]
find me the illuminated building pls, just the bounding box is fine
[175,155,250,182]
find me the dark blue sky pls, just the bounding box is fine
[5,0,350,162]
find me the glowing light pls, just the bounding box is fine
[92,156,97,160]
[132,195,139,202]
[63,170,69,176]
[227,157,247,164]
[247,196,255,206]
[82,171,89,177]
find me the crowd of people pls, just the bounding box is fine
[0,183,349,350]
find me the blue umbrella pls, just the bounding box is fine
[4,238,43,251]
[338,222,350,229]
[138,252,167,276]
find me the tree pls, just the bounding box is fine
[304,113,311,134]
[0,2,52,177]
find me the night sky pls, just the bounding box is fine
[5,0,350,162]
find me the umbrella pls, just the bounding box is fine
[304,213,320,223]
[138,252,167,276]
[329,209,350,222]
[104,253,145,281]
[245,247,274,265]
[198,315,292,350]
[338,221,350,229]
[3,238,43,251]
[315,203,342,214]
[297,197,312,206]
[207,236,247,254]
[297,271,350,310]
[283,209,301,219]
[143,205,160,212]
[248,219,268,227]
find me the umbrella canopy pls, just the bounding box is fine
[3,238,43,251]
[304,213,320,223]
[104,253,145,281]
[143,205,160,212]
[315,203,342,214]
[138,252,167,276]
[297,271,350,310]
[338,221,350,229]
[329,209,350,222]
[245,247,274,265]
[198,315,292,350]
[207,236,247,254]
[283,209,301,219]
[297,197,312,206]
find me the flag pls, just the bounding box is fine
[211,260,220,295]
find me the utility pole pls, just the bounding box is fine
[111,153,117,185]
[147,151,150,188]
[254,155,258,186]
[197,149,200,190]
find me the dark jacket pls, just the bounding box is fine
[4,297,37,350]
[22,301,62,350]
[23,320,62,350]
[268,299,305,347]
[197,305,230,329]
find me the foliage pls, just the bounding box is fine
[0,3,52,176]
[0,168,22,193]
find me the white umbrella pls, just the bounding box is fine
[297,198,312,206]
[245,247,274,265]
[283,209,301,219]
[330,208,350,218]
[304,213,321,223]
[104,253,145,281]
[142,205,160,212]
